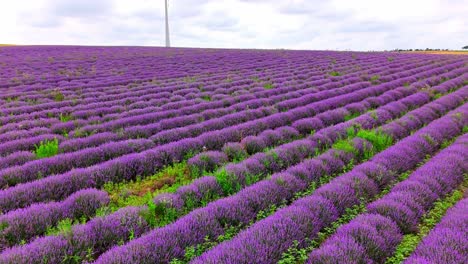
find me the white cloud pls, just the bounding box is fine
[0,0,466,50]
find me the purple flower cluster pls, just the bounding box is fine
[154,176,224,211]
[0,127,50,145]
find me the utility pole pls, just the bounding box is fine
[165,0,170,47]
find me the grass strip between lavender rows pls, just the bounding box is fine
[385,173,468,263]
[400,190,468,263]
[277,136,463,264]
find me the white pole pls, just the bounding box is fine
[165,0,170,47]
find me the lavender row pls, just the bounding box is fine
[0,51,412,118]
[190,105,466,264]
[308,134,467,263]
[0,127,51,144]
[85,78,372,139]
[147,63,465,144]
[0,54,444,137]
[58,132,122,153]
[0,188,109,250]
[0,77,410,211]
[0,49,334,111]
[404,197,468,264]
[0,139,155,188]
[0,152,37,170]
[0,58,460,143]
[0,134,64,157]
[0,117,59,135]
[7,55,348,129]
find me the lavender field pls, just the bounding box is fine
[0,46,466,264]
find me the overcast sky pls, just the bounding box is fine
[0,0,466,50]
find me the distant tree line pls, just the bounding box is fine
[392,48,450,52]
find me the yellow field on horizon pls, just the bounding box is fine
[405,50,468,55]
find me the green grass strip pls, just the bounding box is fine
[385,176,468,264]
